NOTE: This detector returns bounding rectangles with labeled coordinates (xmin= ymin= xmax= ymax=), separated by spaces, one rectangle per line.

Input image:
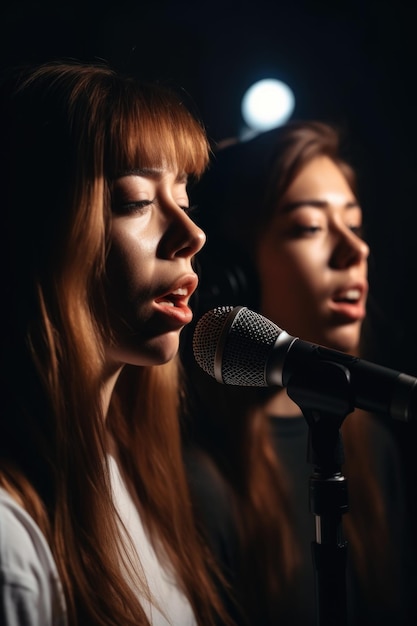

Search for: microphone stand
xmin=286 ymin=360 xmax=355 ymax=626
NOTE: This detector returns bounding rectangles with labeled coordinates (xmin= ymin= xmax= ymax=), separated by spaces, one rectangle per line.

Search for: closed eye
xmin=112 ymin=199 xmax=153 ymax=215
xmin=291 ymin=225 xmax=322 ymax=236
xmin=349 ymin=225 xmax=364 ymax=237
xmin=182 ymin=204 xmax=197 ymax=215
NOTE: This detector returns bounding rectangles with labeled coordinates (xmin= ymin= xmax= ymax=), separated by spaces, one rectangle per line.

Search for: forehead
xmin=112 ymin=168 xmax=188 ymax=190
xmin=284 ymin=156 xmax=355 ymax=200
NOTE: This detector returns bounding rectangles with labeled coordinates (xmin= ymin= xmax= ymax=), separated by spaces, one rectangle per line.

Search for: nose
xmin=159 ymin=206 xmax=206 ymax=259
xmin=329 ymin=225 xmax=370 ymax=269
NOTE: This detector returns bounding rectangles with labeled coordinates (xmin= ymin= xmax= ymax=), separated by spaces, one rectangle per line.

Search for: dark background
xmin=1 ymin=0 xmax=417 ymax=523
xmin=2 ymin=0 xmax=414 ymax=366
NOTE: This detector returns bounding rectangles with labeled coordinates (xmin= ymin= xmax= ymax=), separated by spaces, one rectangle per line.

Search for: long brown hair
xmin=182 ymin=121 xmax=399 ymax=622
xmin=0 ymin=61 xmax=232 ymax=626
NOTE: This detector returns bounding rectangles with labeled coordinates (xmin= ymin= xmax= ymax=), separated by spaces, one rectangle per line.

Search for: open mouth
xmin=333 ymin=288 xmax=361 ymax=304
xmin=155 ymin=287 xmax=188 ymax=307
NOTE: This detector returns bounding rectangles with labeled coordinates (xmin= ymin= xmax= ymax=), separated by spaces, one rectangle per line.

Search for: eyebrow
xmin=116 ymin=168 xmax=188 ymax=183
xmin=280 ymin=199 xmax=360 ymax=213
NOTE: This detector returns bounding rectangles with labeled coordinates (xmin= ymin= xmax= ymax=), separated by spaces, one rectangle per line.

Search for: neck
xmin=101 ymin=362 xmax=124 ymax=419
xmin=263 ymin=387 xmax=303 ymax=418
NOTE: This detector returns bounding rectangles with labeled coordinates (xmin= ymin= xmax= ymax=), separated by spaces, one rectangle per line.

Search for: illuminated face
xmin=104 ymin=168 xmax=206 ymax=367
xmin=255 ymin=155 xmax=369 ymax=354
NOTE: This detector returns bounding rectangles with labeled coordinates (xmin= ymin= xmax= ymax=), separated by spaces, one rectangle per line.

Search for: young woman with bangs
xmin=0 ymin=60 xmax=237 ymax=626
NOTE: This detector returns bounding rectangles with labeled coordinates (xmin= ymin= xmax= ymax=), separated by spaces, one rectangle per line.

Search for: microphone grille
xmin=193 ymin=306 xmax=280 ymax=386
xmin=192 ymin=306 xmax=234 ymax=379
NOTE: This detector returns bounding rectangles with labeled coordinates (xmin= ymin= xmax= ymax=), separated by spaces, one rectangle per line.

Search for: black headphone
xmin=191 ymin=242 xmax=260 ymax=319
xmin=182 ymin=243 xmax=259 ymax=368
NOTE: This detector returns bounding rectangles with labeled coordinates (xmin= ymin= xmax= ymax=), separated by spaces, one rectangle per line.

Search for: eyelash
xmin=112 ymin=201 xmax=195 ymax=215
xmin=185 ymin=204 xmax=197 ymax=215
xmin=294 ymin=224 xmax=364 ymax=237
xmin=110 ymin=199 xmax=151 ymax=215
xmin=125 ymin=199 xmax=152 ymax=211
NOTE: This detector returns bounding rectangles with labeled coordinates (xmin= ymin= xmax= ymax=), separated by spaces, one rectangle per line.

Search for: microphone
xmin=192 ymin=305 xmax=417 ymax=422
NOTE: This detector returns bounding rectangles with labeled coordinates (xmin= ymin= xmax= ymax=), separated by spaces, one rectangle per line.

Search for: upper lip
xmin=155 ymin=273 xmax=199 ymax=305
xmin=332 ymin=281 xmax=368 ymax=303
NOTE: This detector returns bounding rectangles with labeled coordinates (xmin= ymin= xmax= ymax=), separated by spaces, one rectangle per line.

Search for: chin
xmin=323 ymin=330 xmax=361 ymax=355
xmin=148 ymin=333 xmax=181 ymax=364
xmin=115 ymin=334 xmax=180 ymax=367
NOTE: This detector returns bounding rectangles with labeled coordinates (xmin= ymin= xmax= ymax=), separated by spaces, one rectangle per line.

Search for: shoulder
xmin=0 ymin=488 xmax=67 ymax=626
xmin=184 ymin=445 xmax=232 ymax=506
xmin=183 ymin=444 xmax=239 ymax=542
xmin=363 ymin=413 xmax=403 ymax=468
xmin=349 ymin=412 xmax=409 ymax=511
xmin=0 ymin=487 xmax=55 ymax=581
xmin=183 ymin=445 xmax=245 ymax=599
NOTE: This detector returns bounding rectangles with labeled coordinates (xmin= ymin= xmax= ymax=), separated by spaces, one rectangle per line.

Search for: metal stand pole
xmin=287 ymin=360 xmax=354 ymax=626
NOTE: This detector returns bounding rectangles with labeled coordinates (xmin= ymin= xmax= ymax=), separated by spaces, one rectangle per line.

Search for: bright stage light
xmin=241 ymin=79 xmax=295 ymax=131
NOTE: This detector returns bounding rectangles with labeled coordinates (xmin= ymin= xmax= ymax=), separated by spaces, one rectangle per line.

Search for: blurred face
xmin=255 ymin=155 xmax=369 ymax=354
xmin=104 ymin=167 xmax=206 ymax=367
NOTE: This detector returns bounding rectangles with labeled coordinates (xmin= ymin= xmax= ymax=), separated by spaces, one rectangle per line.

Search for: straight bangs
xmin=105 ymin=81 xmax=210 ymax=181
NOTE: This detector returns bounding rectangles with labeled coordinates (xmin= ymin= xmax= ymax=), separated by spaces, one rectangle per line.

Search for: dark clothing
xmin=185 ymin=446 xmax=250 ymax=626
xmin=185 ymin=414 xmax=417 ymax=626
xmin=270 ymin=414 xmax=416 ymax=626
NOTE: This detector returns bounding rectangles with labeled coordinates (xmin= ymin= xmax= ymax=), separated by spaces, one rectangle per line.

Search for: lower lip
xmin=329 ymin=301 xmax=366 ymax=321
xmin=154 ymin=301 xmax=193 ymax=326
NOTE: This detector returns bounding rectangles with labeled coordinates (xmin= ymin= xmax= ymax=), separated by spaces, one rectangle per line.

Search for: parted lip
xmin=332 ymin=280 xmax=368 ymax=303
xmin=154 ymin=273 xmax=199 ymax=306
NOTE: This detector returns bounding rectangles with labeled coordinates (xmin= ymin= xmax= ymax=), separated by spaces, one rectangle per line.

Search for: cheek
xmin=105 ymin=231 xmax=153 ymax=317
xmin=256 ymin=245 xmax=324 ymax=322
xmin=108 ymin=221 xmax=153 ymax=281
xmin=259 ymin=236 xmax=328 ymax=281
xmin=257 ymin=244 xmax=315 ymax=292
xmin=256 ymin=249 xmax=295 ymax=320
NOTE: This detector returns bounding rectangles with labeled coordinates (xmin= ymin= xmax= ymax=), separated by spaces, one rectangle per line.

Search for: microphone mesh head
xmin=193 ymin=306 xmax=280 ymax=386
xmin=192 ymin=306 xmax=232 ymax=379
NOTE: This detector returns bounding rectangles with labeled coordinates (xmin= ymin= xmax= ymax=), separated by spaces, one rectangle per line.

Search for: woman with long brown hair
xmin=0 ymin=60 xmax=236 ymax=626
xmin=181 ymin=121 xmax=416 ymax=625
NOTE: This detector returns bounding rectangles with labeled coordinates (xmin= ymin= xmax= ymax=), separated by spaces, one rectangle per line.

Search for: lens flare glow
xmin=241 ymin=79 xmax=295 ymax=131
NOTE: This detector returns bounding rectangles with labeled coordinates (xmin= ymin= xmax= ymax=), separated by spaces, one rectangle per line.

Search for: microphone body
xmin=192 ymin=306 xmax=417 ymax=422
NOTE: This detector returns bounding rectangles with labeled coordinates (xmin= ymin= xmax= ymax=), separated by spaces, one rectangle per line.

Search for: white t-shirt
xmin=0 ymin=461 xmax=197 ymax=626
xmin=108 ymin=454 xmax=197 ymax=626
xmin=0 ymin=488 xmax=67 ymax=626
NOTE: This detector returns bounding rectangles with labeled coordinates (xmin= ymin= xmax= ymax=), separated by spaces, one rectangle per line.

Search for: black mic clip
xmin=286 ymin=359 xmax=354 ymax=472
